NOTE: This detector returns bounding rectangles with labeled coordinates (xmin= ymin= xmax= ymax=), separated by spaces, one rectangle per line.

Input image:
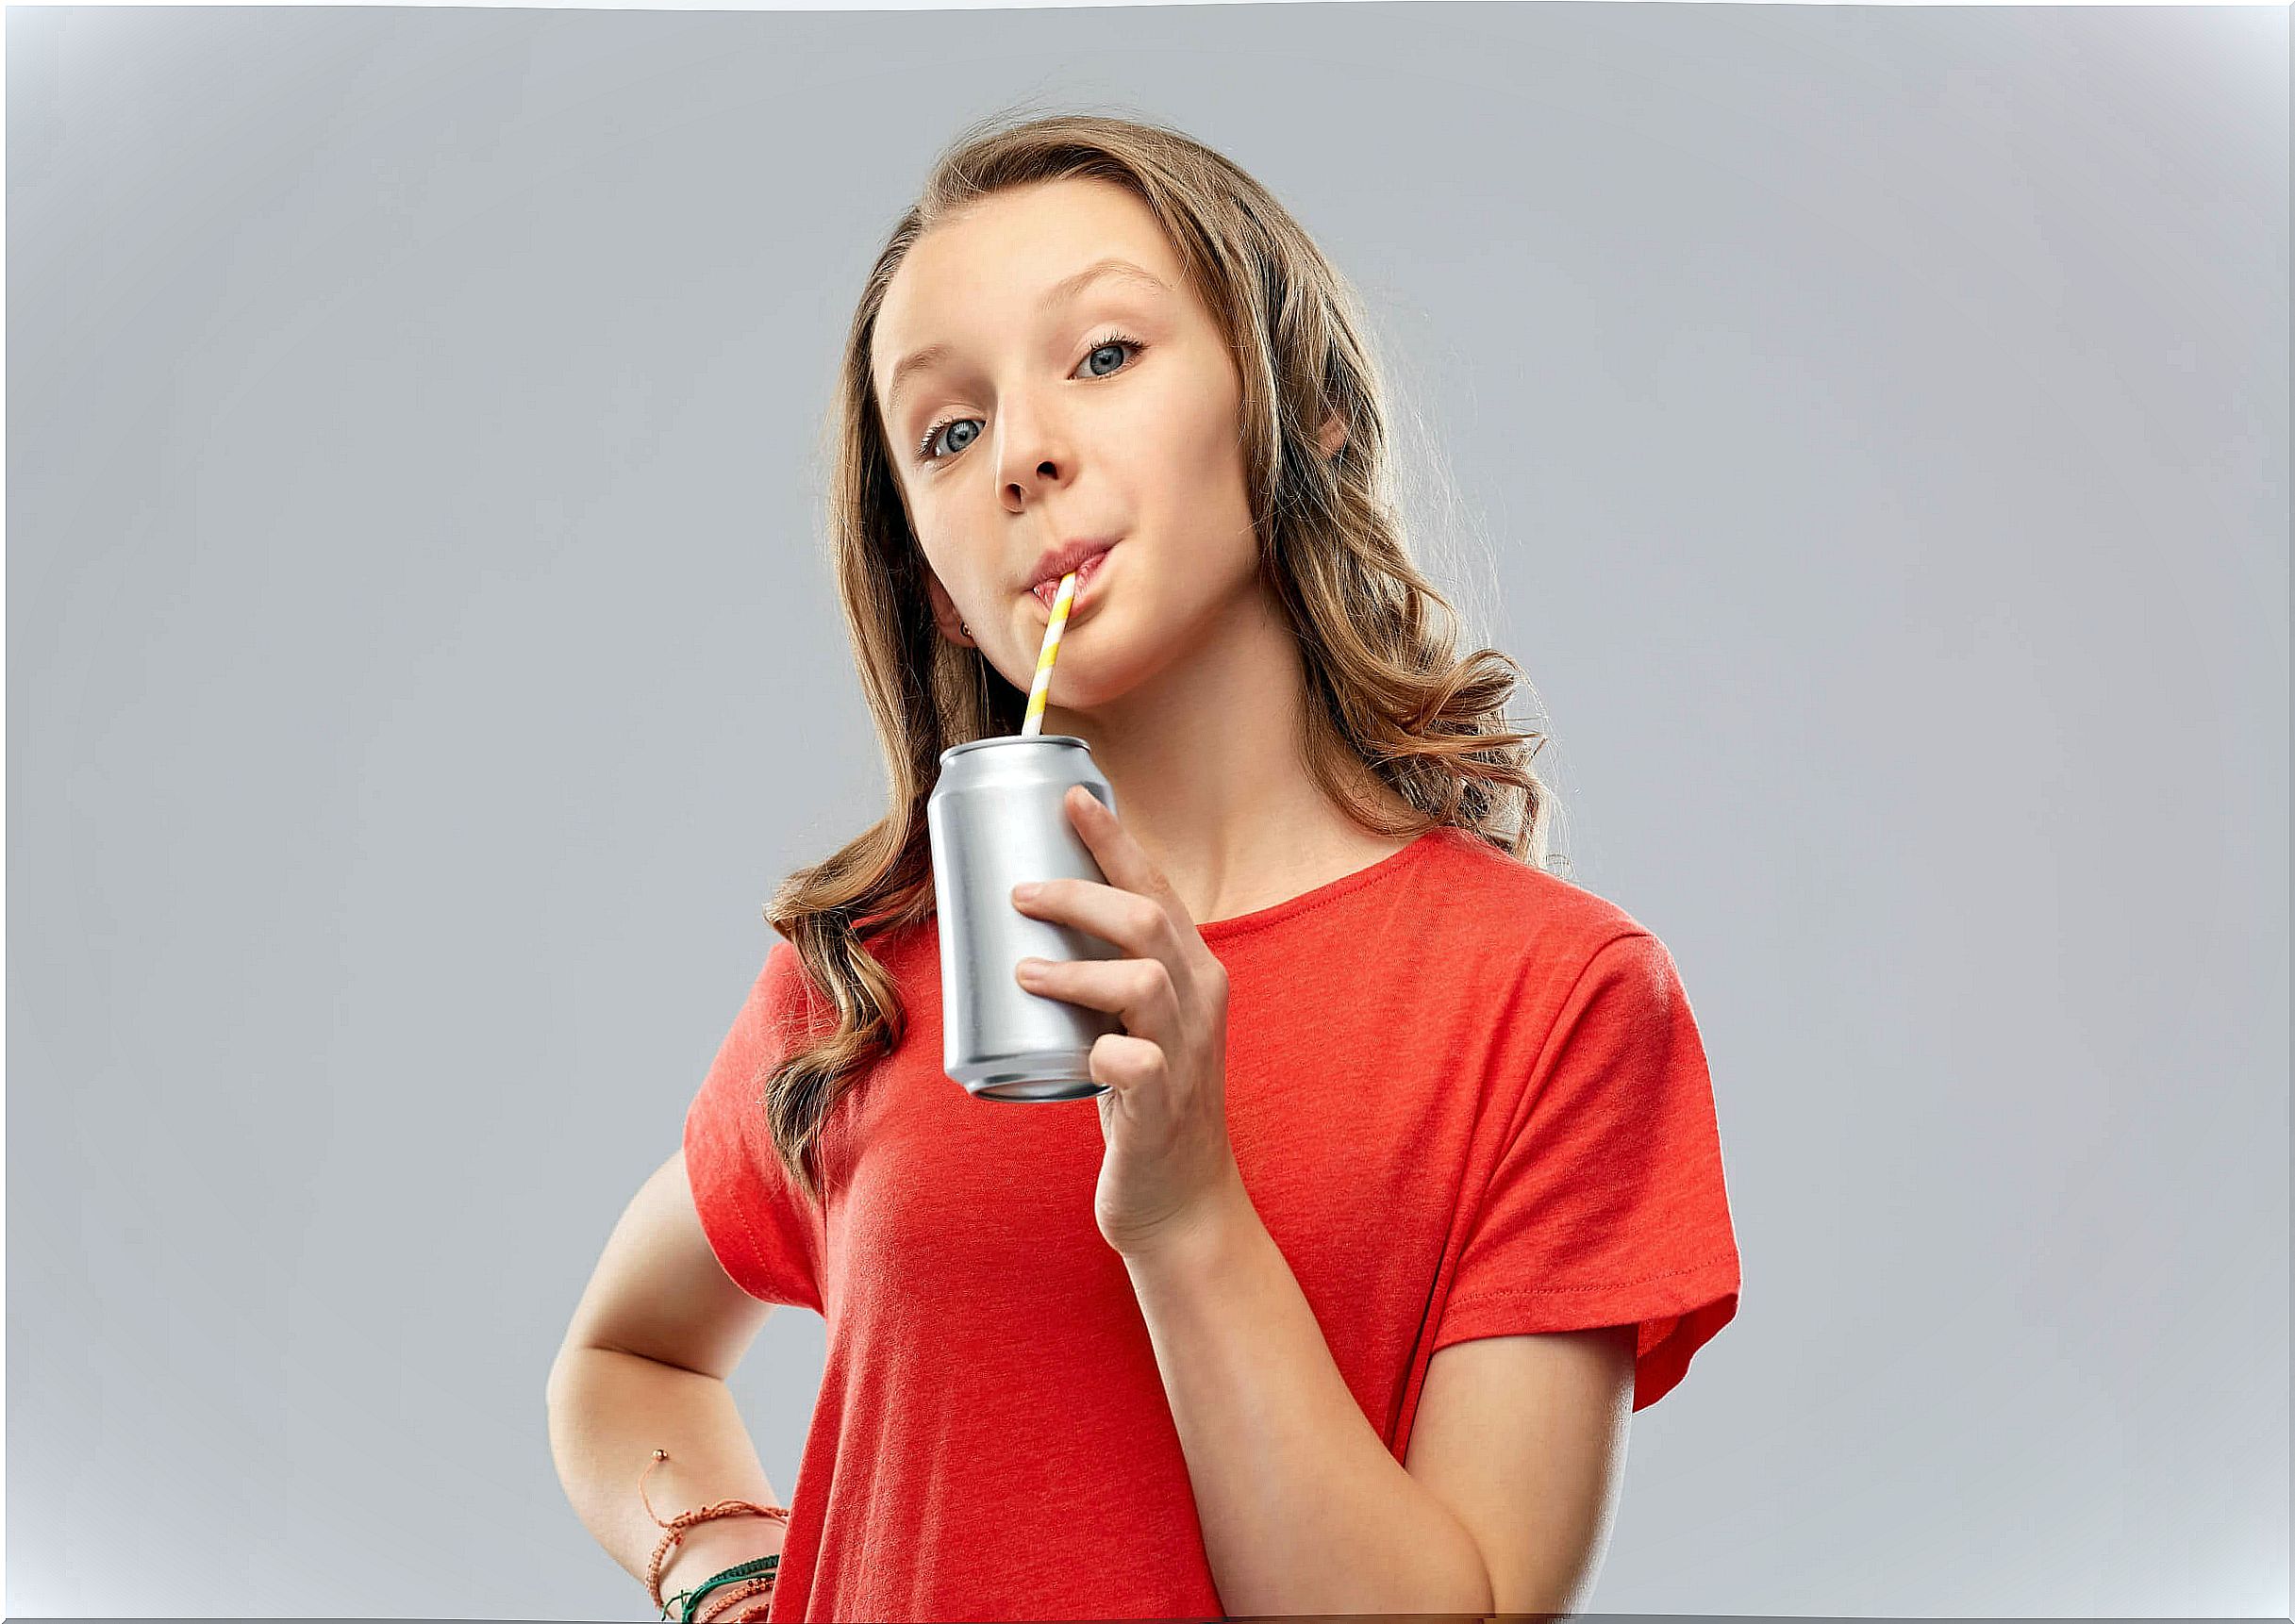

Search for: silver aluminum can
xmin=927 ymin=734 xmax=1124 ymax=1101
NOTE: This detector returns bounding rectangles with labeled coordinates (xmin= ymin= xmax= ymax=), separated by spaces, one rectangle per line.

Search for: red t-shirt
xmin=683 ymin=823 xmax=1741 ymax=1622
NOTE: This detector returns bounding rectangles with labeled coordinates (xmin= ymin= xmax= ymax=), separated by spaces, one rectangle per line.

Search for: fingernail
xmin=1012 ymin=882 xmax=1041 ymax=903
xmin=1016 ymin=957 xmax=1044 ymax=976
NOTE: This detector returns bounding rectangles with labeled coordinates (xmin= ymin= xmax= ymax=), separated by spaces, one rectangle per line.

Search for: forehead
xmin=872 ymin=179 xmax=1186 ymax=403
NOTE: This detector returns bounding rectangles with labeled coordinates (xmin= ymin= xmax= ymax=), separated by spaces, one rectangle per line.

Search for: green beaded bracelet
xmin=660 ymin=1552 xmax=780 ymax=1623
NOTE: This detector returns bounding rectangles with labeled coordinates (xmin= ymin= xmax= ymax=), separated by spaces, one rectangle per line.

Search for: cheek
xmin=1126 ymin=381 xmax=1246 ymax=495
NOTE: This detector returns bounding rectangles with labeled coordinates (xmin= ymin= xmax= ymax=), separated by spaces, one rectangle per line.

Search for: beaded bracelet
xmin=638 ymin=1450 xmax=790 ymax=1619
xmin=690 ymin=1567 xmax=778 ymax=1623
xmin=687 ymin=1566 xmax=776 ymax=1624
xmin=664 ymin=1554 xmax=779 ymax=1622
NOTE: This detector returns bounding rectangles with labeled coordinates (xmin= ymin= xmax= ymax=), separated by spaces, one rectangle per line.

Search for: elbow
xmin=1478 ymin=1533 xmax=1607 ymax=1617
xmin=1491 ymin=1558 xmax=1604 ymax=1618
xmin=544 ymin=1340 xmax=599 ymax=1406
xmin=1444 ymin=1525 xmax=1498 ymax=1616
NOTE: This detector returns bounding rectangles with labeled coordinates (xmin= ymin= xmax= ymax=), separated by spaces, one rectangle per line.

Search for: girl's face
xmin=870 ymin=177 xmax=1265 ymax=710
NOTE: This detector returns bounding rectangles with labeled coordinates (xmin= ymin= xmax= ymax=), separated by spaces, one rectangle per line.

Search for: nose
xmin=1003 ymin=456 xmax=1064 ymax=510
xmin=993 ymin=391 xmax=1073 ymax=505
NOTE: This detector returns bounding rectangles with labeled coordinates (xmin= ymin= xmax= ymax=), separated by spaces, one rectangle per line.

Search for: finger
xmin=1085 ymin=1031 xmax=1163 ymax=1096
xmin=1061 ymin=786 xmax=1194 ymax=926
xmin=1015 ymin=954 xmax=1180 ymax=1042
xmin=1013 ymin=876 xmax=1174 ymax=964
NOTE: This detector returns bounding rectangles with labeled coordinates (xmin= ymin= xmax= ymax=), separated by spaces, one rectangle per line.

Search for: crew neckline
xmin=1194 ymin=825 xmax=1456 ymax=944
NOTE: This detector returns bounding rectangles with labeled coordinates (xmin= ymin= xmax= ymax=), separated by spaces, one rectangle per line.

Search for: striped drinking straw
xmin=1019 ymin=571 xmax=1079 ymax=737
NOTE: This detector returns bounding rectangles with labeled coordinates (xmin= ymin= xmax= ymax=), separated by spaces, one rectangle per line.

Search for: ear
xmin=1318 ymin=409 xmax=1348 ymax=461
xmin=923 ymin=565 xmax=974 ymax=648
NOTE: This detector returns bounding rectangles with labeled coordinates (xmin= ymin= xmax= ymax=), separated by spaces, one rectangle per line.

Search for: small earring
xmin=961 ymin=621 xmax=971 ymax=638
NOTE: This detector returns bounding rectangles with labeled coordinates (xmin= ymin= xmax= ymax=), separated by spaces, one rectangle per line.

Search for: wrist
xmin=1116 ymin=1165 xmax=1256 ymax=1283
xmin=657 ymin=1516 xmax=787 ymax=1612
xmin=690 ymin=1566 xmax=778 ymax=1624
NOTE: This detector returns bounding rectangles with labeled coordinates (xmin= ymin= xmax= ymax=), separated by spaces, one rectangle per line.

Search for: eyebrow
xmin=883 ymin=257 xmax=1171 ymax=417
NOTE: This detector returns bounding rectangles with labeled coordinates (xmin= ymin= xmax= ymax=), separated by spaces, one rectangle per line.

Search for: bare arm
xmin=546 ymin=1149 xmax=794 ymax=1601
xmin=547 ymin=1346 xmax=791 ymax=1596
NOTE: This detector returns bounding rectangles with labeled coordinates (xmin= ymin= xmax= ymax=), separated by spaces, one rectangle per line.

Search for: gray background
xmin=6 ymin=3 xmax=2287 ymax=1616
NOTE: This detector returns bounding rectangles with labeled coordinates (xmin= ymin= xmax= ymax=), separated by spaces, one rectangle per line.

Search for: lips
xmin=1026 ymin=537 xmax=1120 ymax=594
xmin=1031 ymin=545 xmax=1116 ymax=613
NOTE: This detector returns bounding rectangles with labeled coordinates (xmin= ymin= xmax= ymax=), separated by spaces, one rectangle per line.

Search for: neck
xmin=1035 ymin=579 xmax=1409 ymax=927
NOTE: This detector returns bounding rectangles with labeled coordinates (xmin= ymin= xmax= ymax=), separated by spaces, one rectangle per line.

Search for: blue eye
xmin=913 ymin=331 xmax=1148 ymax=466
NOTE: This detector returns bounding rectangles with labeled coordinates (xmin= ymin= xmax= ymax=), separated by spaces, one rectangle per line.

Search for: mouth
xmin=1029 ymin=545 xmax=1118 ymax=616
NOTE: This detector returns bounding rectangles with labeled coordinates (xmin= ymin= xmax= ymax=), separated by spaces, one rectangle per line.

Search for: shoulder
xmin=765 ymin=915 xmax=943 ymax=1014
xmin=765 ymin=912 xmax=940 ymax=973
xmin=1416 ymin=826 xmax=1660 ymax=968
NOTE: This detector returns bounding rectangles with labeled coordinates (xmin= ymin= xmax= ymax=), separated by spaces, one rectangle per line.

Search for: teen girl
xmin=550 ymin=109 xmax=1741 ymax=1624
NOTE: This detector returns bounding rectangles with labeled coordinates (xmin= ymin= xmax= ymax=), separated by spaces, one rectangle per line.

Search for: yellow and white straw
xmin=1019 ymin=571 xmax=1078 ymax=737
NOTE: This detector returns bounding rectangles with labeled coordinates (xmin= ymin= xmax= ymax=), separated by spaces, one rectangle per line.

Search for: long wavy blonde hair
xmin=755 ymin=106 xmax=1568 ymax=1206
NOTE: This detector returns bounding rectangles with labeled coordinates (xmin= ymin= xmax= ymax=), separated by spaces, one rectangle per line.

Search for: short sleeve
xmin=682 ymin=939 xmax=827 ymax=1314
xmin=1433 ymin=931 xmax=1741 ymax=1412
